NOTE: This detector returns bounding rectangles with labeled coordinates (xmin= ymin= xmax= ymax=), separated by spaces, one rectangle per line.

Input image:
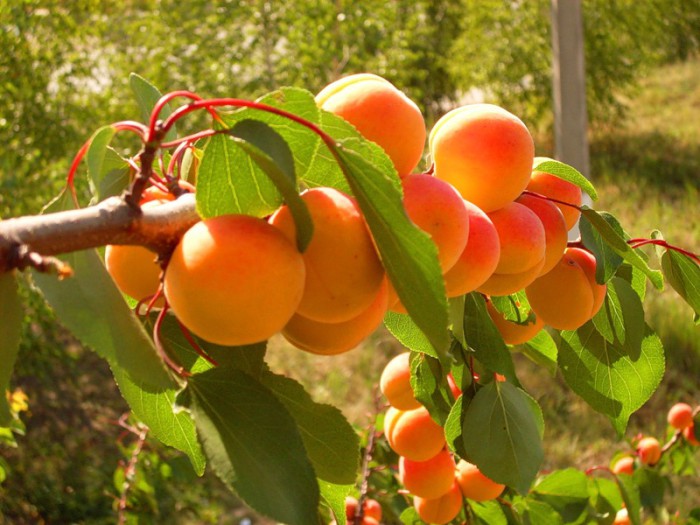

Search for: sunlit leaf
xmin=661 ymin=249 xmax=700 ymax=324
xmin=532 ymin=158 xmax=597 ymax=201
xmin=129 ymin=73 xmax=177 ymax=141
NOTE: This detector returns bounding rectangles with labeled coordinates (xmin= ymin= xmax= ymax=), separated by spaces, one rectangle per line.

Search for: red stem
xmin=521 ymin=190 xmax=582 ymax=210
xmin=147 ymin=91 xmax=222 ymax=142
xmin=153 ymin=304 xmax=191 ymax=378
xmin=628 ymin=238 xmax=700 ymax=264
xmin=160 ymin=128 xmax=224 ymax=149
xmin=177 ymin=320 xmax=220 ymax=368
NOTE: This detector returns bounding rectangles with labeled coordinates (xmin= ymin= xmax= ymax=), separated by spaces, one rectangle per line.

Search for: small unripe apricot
xmin=516 ymin=193 xmax=568 ymax=276
xmin=527 ymin=162 xmax=582 ymax=231
xmin=399 ymin=448 xmax=456 ymax=499
xmin=486 ymin=301 xmax=544 ymax=346
xmin=384 ymin=406 xmax=446 ymax=461
xmin=270 ymin=187 xmax=385 ymax=323
xmin=526 ymin=247 xmax=606 ymax=330
xmin=667 ymin=402 xmax=694 ymax=430
xmin=164 ymin=215 xmax=305 ymax=346
xmin=430 ymin=104 xmax=534 ymax=213
xmin=684 ymin=424 xmax=700 ymax=446
xmin=455 ymin=460 xmax=505 ymax=502
xmin=380 ymin=352 xmax=421 ymax=410
xmin=637 ymin=436 xmax=661 ymax=466
xmin=444 ymin=200 xmax=501 ymax=297
xmin=413 ymin=481 xmax=463 ymax=525
xmin=316 ymin=73 xmax=426 ymax=176
xmin=611 ymin=455 xmax=635 ymax=475
xmin=281 ymin=281 xmax=388 ymax=355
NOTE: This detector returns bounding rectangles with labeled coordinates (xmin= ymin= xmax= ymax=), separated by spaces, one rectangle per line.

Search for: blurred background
xmin=1 ymin=1 xmax=699 ymax=523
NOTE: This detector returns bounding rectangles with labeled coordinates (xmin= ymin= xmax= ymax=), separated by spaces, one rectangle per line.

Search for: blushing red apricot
xmin=525 ymin=248 xmax=606 ymax=330
xmin=527 ymin=161 xmax=583 ymax=231
xmin=444 ymin=200 xmax=501 ymax=297
xmin=316 ymin=73 xmax=426 ymax=176
xmin=455 ymin=460 xmax=505 ymax=502
xmin=345 ymin=496 xmax=382 ymax=523
xmin=401 ymin=174 xmax=470 ymax=272
xmin=667 ymin=402 xmax=694 ymax=430
xmin=413 ymin=481 xmax=463 ymax=525
xmin=430 ymin=104 xmax=534 ymax=212
xmin=486 ymin=301 xmax=544 ymax=345
xmin=611 ymin=455 xmax=635 ymax=475
xmin=164 ymin=215 xmax=305 ymax=346
xmin=270 ymin=187 xmax=385 ymax=323
xmin=683 ymin=424 xmax=700 ymax=446
xmin=399 ymin=449 xmax=456 ymax=499
xmin=637 ymin=436 xmax=661 ymax=466
xmin=380 ymin=352 xmax=421 ymax=410
xmin=384 ymin=406 xmax=446 ymax=461
xmin=516 ymin=193 xmax=568 ymax=276
xmin=281 ymin=282 xmax=388 ymax=355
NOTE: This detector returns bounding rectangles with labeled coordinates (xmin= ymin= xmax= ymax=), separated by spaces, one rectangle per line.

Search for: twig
xmin=116 ymin=418 xmax=149 ymax=525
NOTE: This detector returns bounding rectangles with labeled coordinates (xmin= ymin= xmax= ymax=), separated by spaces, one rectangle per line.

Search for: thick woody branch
xmin=0 ymin=193 xmax=199 ymax=274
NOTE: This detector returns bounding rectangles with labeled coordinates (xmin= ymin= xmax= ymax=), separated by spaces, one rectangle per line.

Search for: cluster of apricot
xmin=378 ymin=352 xmax=505 ymax=524
xmin=106 ymin=72 xmax=606 ymax=354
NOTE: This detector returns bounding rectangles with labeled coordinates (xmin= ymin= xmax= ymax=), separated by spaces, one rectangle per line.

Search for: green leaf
xmin=409 ymin=352 xmax=452 ymax=425
xmin=186 ymin=367 xmax=320 ymax=525
xmin=0 ymin=273 xmax=22 ymax=426
xmin=580 ymin=211 xmax=624 ymax=284
xmin=471 ymin=500 xmax=508 ymax=525
xmin=532 ymin=158 xmax=597 ymax=201
xmin=462 ymin=294 xmax=519 ymax=386
xmin=633 ymin=467 xmax=666 ymax=509
xmin=522 ymin=330 xmax=558 ymax=376
xmin=332 ymin=145 xmax=449 ymax=358
xmin=86 ymin=126 xmax=130 ymax=201
xmin=514 ymin=499 xmax=563 ymax=525
xmin=615 ymin=263 xmax=646 ymax=302
xmin=462 ymin=381 xmax=544 ymax=494
xmin=531 ymin=469 xmax=589 ymax=523
xmin=319 ymin=481 xmax=352 ymax=525
xmin=661 ymin=249 xmax=700 ymax=323
xmin=615 ymin=474 xmax=641 ymax=525
xmin=490 ymin=292 xmax=533 ymax=324
xmin=558 ymin=322 xmax=665 ymax=435
xmin=580 ymin=208 xmax=663 ymax=289
xmin=399 ymin=507 xmax=423 ymax=525
xmin=383 ymin=312 xmax=437 ymax=359
xmin=261 ymin=372 xmax=360 ymax=484
xmin=589 ymin=477 xmax=622 ymax=523
xmin=444 ymin=394 xmax=468 ymax=458
xmin=129 ymin=73 xmax=177 ymax=142
xmin=593 ymin=277 xmax=645 ymax=353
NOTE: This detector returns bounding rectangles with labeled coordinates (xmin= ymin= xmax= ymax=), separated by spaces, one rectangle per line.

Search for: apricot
xmin=270 ymin=187 xmax=385 ymax=323
xmin=413 ymin=481 xmax=463 ymax=525
xmin=516 ymin=193 xmax=568 ymax=276
xmin=613 ymin=508 xmax=631 ymax=525
xmin=527 ymin=162 xmax=582 ymax=231
xmin=345 ymin=496 xmax=382 ymax=523
xmin=384 ymin=406 xmax=446 ymax=461
xmin=525 ymin=247 xmax=606 ymax=330
xmin=399 ymin=448 xmax=456 ymax=499
xmin=380 ymin=352 xmax=421 ymax=410
xmin=316 ymin=73 xmax=426 ymax=176
xmin=637 ymin=436 xmax=661 ymax=466
xmin=164 ymin=215 xmax=305 ymax=346
xmin=486 ymin=301 xmax=544 ymax=346
xmin=611 ymin=455 xmax=635 ymax=475
xmin=455 ymin=460 xmax=505 ymax=502
xmin=105 ymin=243 xmax=162 ymax=305
xmin=683 ymin=424 xmax=700 ymax=446
xmin=429 ymin=103 xmax=534 ymax=213
xmin=447 ymin=373 xmax=462 ymax=399
xmin=281 ymin=281 xmax=388 ymax=355
xmin=476 ymin=202 xmax=546 ymax=296
xmin=444 ymin=200 xmax=501 ymax=297
xmin=667 ymin=402 xmax=694 ymax=430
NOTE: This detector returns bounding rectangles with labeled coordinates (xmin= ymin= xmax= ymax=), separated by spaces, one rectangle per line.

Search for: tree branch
xmin=0 ymin=193 xmax=199 ymax=274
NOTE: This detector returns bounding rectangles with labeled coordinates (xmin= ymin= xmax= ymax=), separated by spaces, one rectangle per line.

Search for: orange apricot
xmin=683 ymin=424 xmax=700 ymax=446
xmin=444 ymin=200 xmax=501 ymax=297
xmin=486 ymin=301 xmax=544 ymax=345
xmin=270 ymin=187 xmax=385 ymax=323
xmin=667 ymin=402 xmax=694 ymax=430
xmin=637 ymin=436 xmax=661 ymax=466
xmin=105 ymin=243 xmax=163 ymax=305
xmin=281 ymin=281 xmax=388 ymax=355
xmin=527 ymin=162 xmax=583 ymax=231
xmin=455 ymin=460 xmax=505 ymax=502
xmin=345 ymin=496 xmax=382 ymax=523
xmin=384 ymin=406 xmax=446 ymax=461
xmin=611 ymin=455 xmax=636 ymax=475
xmin=164 ymin=215 xmax=305 ymax=346
xmin=613 ymin=508 xmax=631 ymax=525
xmin=316 ymin=73 xmax=426 ymax=176
xmin=413 ymin=481 xmax=463 ymax=525
xmin=380 ymin=352 xmax=421 ymax=410
xmin=516 ymin=193 xmax=568 ymax=276
xmin=525 ymin=247 xmax=606 ymax=330
xmin=430 ymin=104 xmax=534 ymax=213
xmin=476 ymin=261 xmax=544 ymax=297
xmin=399 ymin=448 xmax=457 ymax=499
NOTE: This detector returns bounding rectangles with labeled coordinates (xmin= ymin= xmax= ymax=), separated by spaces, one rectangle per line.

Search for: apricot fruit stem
xmin=521 ymin=189 xmax=583 ymax=210
xmin=153 ymin=303 xmax=191 ymax=379
xmin=628 ymin=238 xmax=700 ymax=264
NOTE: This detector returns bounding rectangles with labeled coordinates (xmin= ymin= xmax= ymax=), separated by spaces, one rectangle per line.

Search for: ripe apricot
xmin=516 ymin=193 xmax=568 ymax=276
xmin=444 ymin=200 xmax=501 ymax=297
xmin=486 ymin=301 xmax=544 ymax=346
xmin=527 ymin=162 xmax=582 ymax=231
xmin=316 ymin=73 xmax=426 ymax=176
xmin=164 ymin=215 xmax=305 ymax=346
xmin=270 ymin=187 xmax=385 ymax=323
xmin=345 ymin=496 xmax=382 ymax=523
xmin=637 ymin=436 xmax=661 ymax=466
xmin=667 ymin=402 xmax=694 ymax=430
xmin=281 ymin=281 xmax=388 ymax=355
xmin=430 ymin=104 xmax=534 ymax=213
xmin=613 ymin=508 xmax=631 ymax=525
xmin=526 ymin=247 xmax=606 ymax=330
xmin=399 ymin=448 xmax=456 ymax=499
xmin=455 ymin=460 xmax=505 ymax=502
xmin=105 ymin=243 xmax=162 ymax=305
xmin=413 ymin=481 xmax=463 ymax=525
xmin=380 ymin=352 xmax=421 ymax=410
xmin=683 ymin=424 xmax=700 ymax=446
xmin=384 ymin=406 xmax=446 ymax=461
xmin=611 ymin=455 xmax=635 ymax=475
